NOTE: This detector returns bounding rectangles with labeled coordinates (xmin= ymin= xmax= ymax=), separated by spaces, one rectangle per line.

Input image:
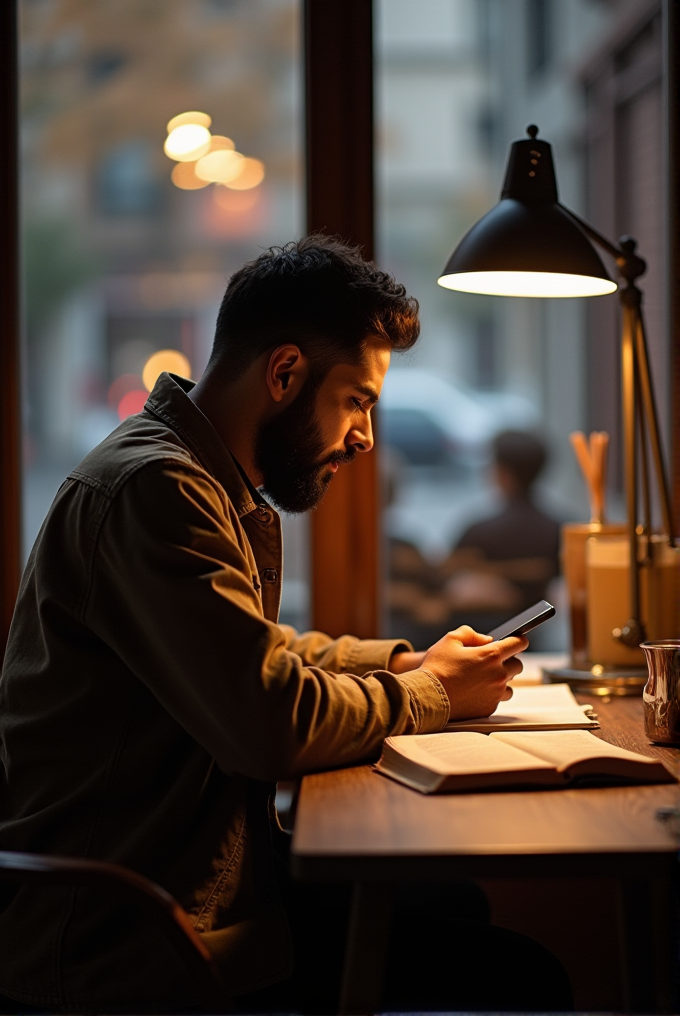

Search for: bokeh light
xmin=142 ymin=349 xmax=191 ymax=391
xmin=207 ymin=135 xmax=235 ymax=152
xmin=118 ymin=390 xmax=148 ymax=421
xmin=166 ymin=111 xmax=212 ymax=133
xmin=164 ymin=124 xmax=212 ymax=162
xmin=163 ymin=114 xmax=264 ymax=195
xmin=171 ymin=161 xmax=211 ymax=190
xmin=108 ymin=373 xmax=143 ymax=409
xmin=195 ymin=149 xmax=244 ymax=183
xmin=213 ymin=186 xmax=260 ymax=213
xmin=225 ymin=156 xmax=265 ymax=190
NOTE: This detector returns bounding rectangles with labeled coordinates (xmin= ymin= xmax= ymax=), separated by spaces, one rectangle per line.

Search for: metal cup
xmin=641 ymin=640 xmax=680 ymax=744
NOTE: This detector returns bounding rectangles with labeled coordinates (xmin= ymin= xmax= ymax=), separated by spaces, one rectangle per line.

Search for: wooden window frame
xmin=304 ymin=0 xmax=381 ymax=638
xmin=1 ymin=0 xmax=20 ymax=659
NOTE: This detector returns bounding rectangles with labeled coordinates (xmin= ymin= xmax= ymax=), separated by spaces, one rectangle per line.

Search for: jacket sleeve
xmin=86 ymin=462 xmax=450 ymax=781
xmin=277 ymin=625 xmax=414 ymax=676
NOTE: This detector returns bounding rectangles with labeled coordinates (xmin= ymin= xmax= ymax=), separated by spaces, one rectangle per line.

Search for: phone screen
xmin=486 ymin=599 xmax=556 ymax=641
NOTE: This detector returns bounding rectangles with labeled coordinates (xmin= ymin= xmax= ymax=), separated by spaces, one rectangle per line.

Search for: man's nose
xmin=348 ymin=414 xmax=374 ymax=454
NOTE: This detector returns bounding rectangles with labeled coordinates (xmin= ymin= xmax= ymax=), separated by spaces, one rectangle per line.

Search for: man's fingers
xmin=503 ymin=654 xmax=524 ymax=680
xmin=494 ymin=635 xmax=529 ymax=659
xmin=448 ymin=625 xmax=493 ymax=648
xmin=499 ymin=683 xmax=514 ymax=701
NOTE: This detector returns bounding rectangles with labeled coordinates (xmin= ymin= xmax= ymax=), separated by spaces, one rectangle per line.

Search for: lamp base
xmin=543 ymin=663 xmax=647 ymax=697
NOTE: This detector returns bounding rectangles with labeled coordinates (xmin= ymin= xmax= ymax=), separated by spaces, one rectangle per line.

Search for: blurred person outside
xmin=444 ymin=430 xmax=561 ymax=640
xmin=0 ymin=239 xmax=570 ymax=1014
xmin=383 ymin=447 xmax=452 ymax=649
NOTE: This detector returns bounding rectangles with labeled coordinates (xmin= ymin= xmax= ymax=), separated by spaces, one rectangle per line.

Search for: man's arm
xmin=388 ymin=649 xmax=426 ymax=673
xmin=278 ymin=625 xmax=415 ymax=677
xmin=279 ymin=629 xmax=525 ymax=718
xmin=87 ymin=462 xmax=523 ymax=781
xmin=87 ymin=462 xmax=450 ymax=782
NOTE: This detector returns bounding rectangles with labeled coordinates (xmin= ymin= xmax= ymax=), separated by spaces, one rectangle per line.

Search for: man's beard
xmin=256 ymin=379 xmax=355 ymax=513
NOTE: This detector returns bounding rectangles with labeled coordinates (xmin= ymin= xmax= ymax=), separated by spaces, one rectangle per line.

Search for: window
xmin=97 ymin=141 xmax=162 ymax=216
xmin=526 ymin=0 xmax=552 ymax=77
xmin=20 ymin=0 xmax=308 ymax=628
xmin=376 ymin=0 xmax=662 ymax=650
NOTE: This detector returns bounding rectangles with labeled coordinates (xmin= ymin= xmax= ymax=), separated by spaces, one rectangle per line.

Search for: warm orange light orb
xmin=166 ymin=111 xmax=212 ymax=133
xmin=142 ymin=350 xmax=191 ymax=391
xmin=171 ymin=162 xmax=211 ymax=190
xmin=225 ymin=157 xmax=265 ymax=190
xmin=164 ymin=124 xmax=212 ymax=162
xmin=195 ymin=149 xmax=244 ymax=184
xmin=207 ymin=135 xmax=235 ymax=152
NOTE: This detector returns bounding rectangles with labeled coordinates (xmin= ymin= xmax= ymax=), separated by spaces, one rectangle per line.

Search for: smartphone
xmin=486 ymin=599 xmax=556 ymax=641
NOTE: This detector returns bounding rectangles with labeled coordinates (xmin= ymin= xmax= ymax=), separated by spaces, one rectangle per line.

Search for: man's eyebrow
xmin=354 ymin=384 xmax=380 ymax=404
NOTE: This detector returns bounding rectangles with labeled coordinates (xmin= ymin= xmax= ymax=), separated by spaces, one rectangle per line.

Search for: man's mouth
xmin=310 ymin=451 xmax=356 ymax=487
xmin=320 ymin=450 xmax=355 ymax=473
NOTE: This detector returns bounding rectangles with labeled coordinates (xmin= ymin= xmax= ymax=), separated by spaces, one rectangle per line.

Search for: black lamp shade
xmin=438 ymin=129 xmax=616 ymax=298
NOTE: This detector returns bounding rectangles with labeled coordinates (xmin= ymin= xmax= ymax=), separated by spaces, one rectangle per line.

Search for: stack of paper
xmin=445 ymin=683 xmax=598 ymax=733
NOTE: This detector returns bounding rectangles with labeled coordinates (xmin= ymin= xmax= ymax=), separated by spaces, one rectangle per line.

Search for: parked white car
xmin=379 ymin=368 xmax=539 ymax=467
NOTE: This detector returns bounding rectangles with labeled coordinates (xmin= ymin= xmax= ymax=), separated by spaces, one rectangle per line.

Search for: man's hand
xmin=420 ymin=625 xmax=528 ymax=720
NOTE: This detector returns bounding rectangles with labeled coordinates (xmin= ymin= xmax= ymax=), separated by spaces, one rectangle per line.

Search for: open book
xmin=376 ymin=729 xmax=676 ymax=794
xmin=445 ymin=683 xmax=599 ymax=733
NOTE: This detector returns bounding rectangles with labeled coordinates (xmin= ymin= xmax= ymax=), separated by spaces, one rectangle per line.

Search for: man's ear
xmin=266 ymin=344 xmax=309 ymax=404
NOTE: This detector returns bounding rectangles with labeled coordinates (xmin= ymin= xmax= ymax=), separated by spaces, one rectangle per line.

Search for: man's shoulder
xmin=68 ymin=410 xmax=206 ymax=500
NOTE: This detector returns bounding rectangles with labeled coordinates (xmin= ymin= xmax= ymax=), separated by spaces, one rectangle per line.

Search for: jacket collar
xmin=144 ymin=372 xmax=267 ymax=519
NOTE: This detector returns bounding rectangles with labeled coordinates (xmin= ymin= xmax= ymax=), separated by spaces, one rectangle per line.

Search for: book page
xmin=490 ymin=729 xmax=659 ymax=770
xmin=511 ymin=652 xmax=569 ymax=686
xmin=446 ymin=683 xmax=598 ymax=732
xmin=496 ymin=683 xmax=583 ymax=712
xmin=384 ymin=732 xmax=555 ymax=776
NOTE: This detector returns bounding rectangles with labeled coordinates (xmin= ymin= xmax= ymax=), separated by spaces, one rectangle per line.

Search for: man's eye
xmin=351 ymin=397 xmax=364 ymax=410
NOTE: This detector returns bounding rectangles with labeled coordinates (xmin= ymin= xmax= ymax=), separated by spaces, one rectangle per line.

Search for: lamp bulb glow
xmin=437 ymin=271 xmax=618 ymax=298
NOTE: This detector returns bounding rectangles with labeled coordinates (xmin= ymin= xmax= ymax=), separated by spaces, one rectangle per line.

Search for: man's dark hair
xmin=493 ymin=430 xmax=547 ymax=494
xmin=209 ymin=234 xmax=420 ymax=380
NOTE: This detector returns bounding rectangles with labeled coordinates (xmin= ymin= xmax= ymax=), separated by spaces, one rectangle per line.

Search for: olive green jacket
xmin=0 ymin=372 xmax=449 ymax=1011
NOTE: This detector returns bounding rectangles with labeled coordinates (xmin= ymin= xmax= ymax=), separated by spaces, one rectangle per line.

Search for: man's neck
xmin=188 ymin=368 xmax=264 ymax=487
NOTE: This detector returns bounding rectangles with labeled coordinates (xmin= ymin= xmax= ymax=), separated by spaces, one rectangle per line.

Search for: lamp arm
xmin=558 ymin=203 xmax=648 ymax=288
xmin=557 ymin=203 xmax=623 ymax=261
xmin=560 ymin=202 xmax=677 ymax=638
xmin=558 ymin=205 xmax=674 ymax=540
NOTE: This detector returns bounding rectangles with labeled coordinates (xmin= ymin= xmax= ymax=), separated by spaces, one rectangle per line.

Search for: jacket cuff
xmin=343 ymin=637 xmax=413 ymax=675
xmin=396 ymin=668 xmax=450 ymax=733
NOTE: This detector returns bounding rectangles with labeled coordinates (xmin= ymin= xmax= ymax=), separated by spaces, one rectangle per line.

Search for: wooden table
xmin=291 ymin=694 xmax=680 ymax=1014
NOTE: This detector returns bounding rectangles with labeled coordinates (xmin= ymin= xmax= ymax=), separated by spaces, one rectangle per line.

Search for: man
xmin=0 ymin=237 xmax=567 ymax=1013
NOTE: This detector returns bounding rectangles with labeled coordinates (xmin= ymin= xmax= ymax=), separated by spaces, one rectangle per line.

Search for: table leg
xmin=617 ymin=864 xmax=677 ymax=1013
xmin=339 ymin=881 xmax=394 ymax=1015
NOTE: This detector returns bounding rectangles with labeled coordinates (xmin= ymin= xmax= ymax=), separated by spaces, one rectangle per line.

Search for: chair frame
xmin=0 ymin=850 xmax=226 ymax=1009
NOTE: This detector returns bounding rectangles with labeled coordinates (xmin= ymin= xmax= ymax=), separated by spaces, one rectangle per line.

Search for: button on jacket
xmin=0 ymin=373 xmax=450 ymax=1011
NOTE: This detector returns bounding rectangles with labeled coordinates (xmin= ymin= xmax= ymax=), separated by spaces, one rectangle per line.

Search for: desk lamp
xmin=438 ymin=126 xmax=676 ymax=689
